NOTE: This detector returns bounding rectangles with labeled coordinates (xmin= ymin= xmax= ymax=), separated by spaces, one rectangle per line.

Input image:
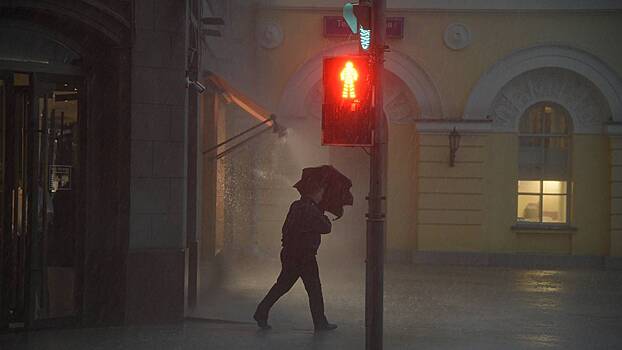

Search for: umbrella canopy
xmin=293 ymin=165 xmax=354 ymax=219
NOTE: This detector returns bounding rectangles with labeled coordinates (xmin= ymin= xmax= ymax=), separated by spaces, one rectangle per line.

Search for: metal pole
xmin=202 ymin=117 xmax=273 ymax=155
xmin=366 ymin=0 xmax=386 ymax=349
xmin=212 ymin=126 xmax=273 ymax=160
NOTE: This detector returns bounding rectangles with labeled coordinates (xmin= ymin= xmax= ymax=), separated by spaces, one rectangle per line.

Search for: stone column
xmin=609 ymin=136 xmax=622 ymax=261
xmin=126 ymin=0 xmax=188 ymax=323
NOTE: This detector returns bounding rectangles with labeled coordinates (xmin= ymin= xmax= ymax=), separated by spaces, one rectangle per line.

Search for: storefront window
xmin=517 ymin=103 xmax=571 ymax=224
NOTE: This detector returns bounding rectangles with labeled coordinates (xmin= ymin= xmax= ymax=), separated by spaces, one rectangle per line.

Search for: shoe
xmin=314 ymin=323 xmax=338 ymax=332
xmin=253 ymin=312 xmax=272 ymax=330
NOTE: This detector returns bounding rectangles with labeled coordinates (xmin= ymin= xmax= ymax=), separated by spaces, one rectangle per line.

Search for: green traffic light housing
xmin=343 ymin=2 xmax=372 ymax=32
xmin=343 ymin=3 xmax=358 ymax=34
xmin=343 ymin=2 xmax=372 ymax=51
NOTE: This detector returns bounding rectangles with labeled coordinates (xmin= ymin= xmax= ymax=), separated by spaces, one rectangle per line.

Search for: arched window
xmin=0 ymin=25 xmax=80 ymax=67
xmin=517 ymin=102 xmax=572 ymax=224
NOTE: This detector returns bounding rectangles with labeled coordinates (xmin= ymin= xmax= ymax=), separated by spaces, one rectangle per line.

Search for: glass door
xmin=0 ymin=73 xmax=5 ymax=330
xmin=30 ymin=73 xmax=82 ymax=327
xmin=0 ymin=71 xmax=83 ymax=330
xmin=0 ymin=72 xmax=31 ymax=329
xmin=0 ymin=72 xmax=10 ymax=329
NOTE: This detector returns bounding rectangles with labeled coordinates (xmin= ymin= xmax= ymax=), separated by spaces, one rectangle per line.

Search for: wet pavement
xmin=2 ymin=260 xmax=622 ymax=349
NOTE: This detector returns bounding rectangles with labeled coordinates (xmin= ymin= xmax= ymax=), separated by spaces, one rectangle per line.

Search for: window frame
xmin=516 ymin=102 xmax=573 ymax=227
xmin=517 ymin=180 xmax=569 ymax=224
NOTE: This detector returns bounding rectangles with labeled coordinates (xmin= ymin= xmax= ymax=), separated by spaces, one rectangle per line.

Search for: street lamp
xmin=449 ymin=127 xmax=460 ymax=167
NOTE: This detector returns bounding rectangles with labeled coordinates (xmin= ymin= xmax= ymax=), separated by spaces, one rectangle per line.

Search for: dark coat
xmin=281 ymin=197 xmax=332 ymax=257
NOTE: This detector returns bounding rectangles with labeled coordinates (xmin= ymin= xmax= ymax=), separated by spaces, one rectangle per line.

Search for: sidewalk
xmin=192 ymin=260 xmax=622 ymax=349
xmin=1 ymin=263 xmax=621 ymax=349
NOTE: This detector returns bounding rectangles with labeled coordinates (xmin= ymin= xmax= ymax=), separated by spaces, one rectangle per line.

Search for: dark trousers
xmin=255 ymin=249 xmax=328 ymax=327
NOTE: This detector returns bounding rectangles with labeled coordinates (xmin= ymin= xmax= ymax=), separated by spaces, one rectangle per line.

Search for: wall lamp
xmin=449 ymin=127 xmax=460 ymax=167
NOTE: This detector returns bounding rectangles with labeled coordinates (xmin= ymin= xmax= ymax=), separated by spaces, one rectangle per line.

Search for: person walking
xmin=253 ymin=183 xmax=338 ymax=331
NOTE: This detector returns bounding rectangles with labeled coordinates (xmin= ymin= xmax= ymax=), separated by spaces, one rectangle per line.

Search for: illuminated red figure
xmin=340 ymin=61 xmax=358 ymax=99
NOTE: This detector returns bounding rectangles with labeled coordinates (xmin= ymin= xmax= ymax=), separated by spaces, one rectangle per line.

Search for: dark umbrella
xmin=293 ymin=165 xmax=354 ymax=219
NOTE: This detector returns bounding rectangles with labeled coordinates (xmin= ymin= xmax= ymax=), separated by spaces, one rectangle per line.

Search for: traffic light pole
xmin=366 ymin=0 xmax=386 ymax=349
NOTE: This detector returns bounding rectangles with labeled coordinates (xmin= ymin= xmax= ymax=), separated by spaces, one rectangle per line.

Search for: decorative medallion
xmin=443 ymin=23 xmax=471 ymax=50
xmin=257 ymin=22 xmax=284 ymax=49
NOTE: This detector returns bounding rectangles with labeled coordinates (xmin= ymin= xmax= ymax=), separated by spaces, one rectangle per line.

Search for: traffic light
xmin=322 ymin=56 xmax=373 ymax=146
xmin=343 ymin=1 xmax=372 ymax=51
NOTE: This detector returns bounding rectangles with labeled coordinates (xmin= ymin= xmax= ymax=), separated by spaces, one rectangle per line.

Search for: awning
xmin=204 ymin=71 xmax=274 ymax=126
xmin=202 ymin=71 xmax=286 ymax=160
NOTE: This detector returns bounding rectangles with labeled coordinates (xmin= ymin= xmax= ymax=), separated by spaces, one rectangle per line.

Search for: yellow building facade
xmin=203 ymin=1 xmax=622 ymax=266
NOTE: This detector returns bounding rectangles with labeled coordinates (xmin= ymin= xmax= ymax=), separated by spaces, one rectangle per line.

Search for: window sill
xmin=511 ymin=223 xmax=577 ymax=234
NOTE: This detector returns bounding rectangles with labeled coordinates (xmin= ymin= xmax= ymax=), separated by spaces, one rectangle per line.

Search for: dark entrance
xmin=0 ymin=70 xmax=84 ymax=330
xmin=0 ymin=1 xmax=133 ymax=328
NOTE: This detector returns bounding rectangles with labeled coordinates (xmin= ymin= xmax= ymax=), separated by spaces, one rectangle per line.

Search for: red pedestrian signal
xmin=322 ymin=56 xmax=373 ymax=146
xmin=340 ymin=61 xmax=358 ymax=99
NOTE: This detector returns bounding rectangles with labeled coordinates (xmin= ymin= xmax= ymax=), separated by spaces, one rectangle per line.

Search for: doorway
xmin=0 ymin=71 xmax=83 ymax=330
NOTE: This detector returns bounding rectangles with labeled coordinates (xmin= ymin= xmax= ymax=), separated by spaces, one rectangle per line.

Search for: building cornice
xmin=414 ymin=119 xmax=621 ymax=135
xmin=261 ymin=0 xmax=622 ymax=12
xmin=606 ymin=122 xmax=622 ymax=136
xmin=413 ymin=118 xmax=492 ymax=134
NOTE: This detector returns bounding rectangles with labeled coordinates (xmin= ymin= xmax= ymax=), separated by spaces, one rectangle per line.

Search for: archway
xmin=464 ymin=44 xmax=618 ymax=257
xmin=464 ymin=44 xmax=622 ymax=132
xmin=0 ymin=2 xmax=131 ymax=328
xmin=278 ymin=42 xmax=443 ymax=123
xmin=250 ymin=43 xmax=437 ymax=263
xmin=487 ymin=67 xmax=611 ymax=134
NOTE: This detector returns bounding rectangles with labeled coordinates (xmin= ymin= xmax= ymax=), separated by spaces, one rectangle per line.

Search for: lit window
xmin=517 ymin=180 xmax=567 ymax=223
xmin=517 ymin=103 xmax=571 ymax=225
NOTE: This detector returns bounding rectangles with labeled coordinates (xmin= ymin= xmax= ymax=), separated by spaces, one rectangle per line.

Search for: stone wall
xmin=127 ymin=0 xmax=188 ymax=323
